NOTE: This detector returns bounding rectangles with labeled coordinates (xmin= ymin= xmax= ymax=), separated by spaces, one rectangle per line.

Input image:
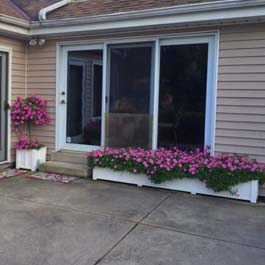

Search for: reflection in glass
xmin=105 ymin=44 xmax=154 ymax=149
xmin=67 ymin=50 xmax=103 ymax=146
xmin=158 ymin=44 xmax=208 ymax=150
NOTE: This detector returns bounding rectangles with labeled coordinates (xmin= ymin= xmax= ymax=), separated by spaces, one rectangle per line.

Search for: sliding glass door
xmin=58 ymin=34 xmax=217 ymax=152
xmin=105 ymin=43 xmax=154 ymax=149
xmin=158 ymin=43 xmax=208 ymax=150
xmin=0 ymin=52 xmax=8 ymax=161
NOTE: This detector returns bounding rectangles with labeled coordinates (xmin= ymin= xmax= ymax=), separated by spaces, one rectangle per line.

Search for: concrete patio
xmin=0 ymin=175 xmax=265 ymax=265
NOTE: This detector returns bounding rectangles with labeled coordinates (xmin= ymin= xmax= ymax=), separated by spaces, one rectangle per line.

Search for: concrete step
xmin=259 ymin=184 xmax=265 ymax=198
xmin=51 ymin=151 xmax=88 ymax=165
xmin=40 ymin=161 xmax=91 ymax=178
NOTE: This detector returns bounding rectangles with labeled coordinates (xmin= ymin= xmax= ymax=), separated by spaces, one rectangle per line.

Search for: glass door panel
xmin=66 ymin=50 xmax=103 ymax=147
xmin=105 ymin=43 xmax=154 ymax=149
xmin=158 ymin=43 xmax=208 ymax=150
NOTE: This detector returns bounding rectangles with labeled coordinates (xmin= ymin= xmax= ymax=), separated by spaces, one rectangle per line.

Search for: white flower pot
xmin=16 ymin=147 xmax=47 ymax=171
xmin=93 ymin=167 xmax=258 ymax=203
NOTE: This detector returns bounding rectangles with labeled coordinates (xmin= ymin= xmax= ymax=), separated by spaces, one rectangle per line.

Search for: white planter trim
xmin=93 ymin=167 xmax=258 ymax=203
xmin=16 ymin=147 xmax=47 ymax=171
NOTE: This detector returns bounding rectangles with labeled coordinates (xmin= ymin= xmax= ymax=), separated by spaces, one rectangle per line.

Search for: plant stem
xmin=28 ymin=121 xmax=31 ymax=141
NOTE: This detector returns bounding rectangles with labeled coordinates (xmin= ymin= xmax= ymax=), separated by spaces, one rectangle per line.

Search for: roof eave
xmin=0 ymin=14 xmax=30 ymax=37
xmin=1 ymin=0 xmax=265 ymax=38
xmin=31 ymin=0 xmax=265 ymax=28
xmin=30 ymin=0 xmax=265 ymax=37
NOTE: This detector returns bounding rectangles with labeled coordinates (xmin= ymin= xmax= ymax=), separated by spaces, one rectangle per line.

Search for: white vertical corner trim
xmin=0 ymin=46 xmax=12 ymax=164
xmin=25 ymin=41 xmax=28 ymax=97
xmin=211 ymin=31 xmax=219 ymax=156
xmin=55 ymin=43 xmax=62 ymax=151
xmin=39 ymin=0 xmax=72 ymax=21
xmin=152 ymin=39 xmax=161 ymax=150
xmin=101 ymin=43 xmax=108 ymax=149
xmin=205 ymin=32 xmax=219 ymax=155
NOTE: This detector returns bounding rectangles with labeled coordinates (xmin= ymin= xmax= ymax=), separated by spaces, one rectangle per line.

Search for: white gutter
xmin=34 ymin=0 xmax=265 ymax=28
xmin=31 ymin=1 xmax=265 ymax=36
xmin=38 ymin=0 xmax=72 ymax=21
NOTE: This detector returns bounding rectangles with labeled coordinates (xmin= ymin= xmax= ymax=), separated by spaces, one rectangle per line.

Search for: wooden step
xmin=51 ymin=151 xmax=88 ymax=165
xmin=40 ymin=161 xmax=91 ymax=178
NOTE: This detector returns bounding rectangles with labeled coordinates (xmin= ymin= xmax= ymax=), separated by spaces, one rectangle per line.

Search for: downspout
xmin=39 ymin=0 xmax=72 ymax=21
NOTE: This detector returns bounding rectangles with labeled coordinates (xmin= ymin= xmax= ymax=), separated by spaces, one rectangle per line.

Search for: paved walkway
xmin=0 ymin=176 xmax=264 ymax=265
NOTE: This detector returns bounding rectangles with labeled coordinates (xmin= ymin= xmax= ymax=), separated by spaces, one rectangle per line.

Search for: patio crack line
xmin=139 ymin=222 xmax=265 ymax=251
xmin=92 ymin=194 xmax=171 ymax=265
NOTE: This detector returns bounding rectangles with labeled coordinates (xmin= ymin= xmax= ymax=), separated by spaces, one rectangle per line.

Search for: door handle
xmin=60 ymin=100 xmax=67 ymax=104
xmin=2 ymin=100 xmax=10 ymax=111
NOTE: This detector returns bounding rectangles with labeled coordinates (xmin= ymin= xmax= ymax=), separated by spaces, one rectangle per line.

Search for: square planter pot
xmin=93 ymin=167 xmax=258 ymax=203
xmin=16 ymin=147 xmax=47 ymax=171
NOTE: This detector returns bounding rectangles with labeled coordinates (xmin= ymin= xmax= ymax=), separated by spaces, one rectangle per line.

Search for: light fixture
xmin=29 ymin=38 xmax=46 ymax=47
xmin=38 ymin=38 xmax=46 ymax=46
xmin=29 ymin=39 xmax=37 ymax=46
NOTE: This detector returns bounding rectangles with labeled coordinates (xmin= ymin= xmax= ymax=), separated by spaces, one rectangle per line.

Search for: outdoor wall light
xmin=38 ymin=38 xmax=46 ymax=46
xmin=29 ymin=39 xmax=37 ymax=46
xmin=29 ymin=38 xmax=46 ymax=47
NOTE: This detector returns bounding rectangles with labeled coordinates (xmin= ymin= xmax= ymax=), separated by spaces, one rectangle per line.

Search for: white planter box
xmin=93 ymin=167 xmax=258 ymax=203
xmin=16 ymin=147 xmax=47 ymax=171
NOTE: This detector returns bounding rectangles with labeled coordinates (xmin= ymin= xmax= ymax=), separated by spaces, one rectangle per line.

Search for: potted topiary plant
xmin=11 ymin=96 xmax=50 ymax=171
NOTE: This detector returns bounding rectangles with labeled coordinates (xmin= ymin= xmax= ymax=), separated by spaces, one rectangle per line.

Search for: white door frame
xmin=0 ymin=46 xmax=12 ymax=164
xmin=158 ymin=34 xmax=219 ymax=153
xmin=57 ymin=43 xmax=105 ymax=152
xmin=56 ymin=32 xmax=218 ymax=154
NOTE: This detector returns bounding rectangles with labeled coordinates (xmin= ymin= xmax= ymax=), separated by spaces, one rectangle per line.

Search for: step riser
xmin=51 ymin=152 xmax=88 ymax=165
xmin=259 ymin=186 xmax=265 ymax=197
xmin=40 ymin=164 xmax=91 ymax=178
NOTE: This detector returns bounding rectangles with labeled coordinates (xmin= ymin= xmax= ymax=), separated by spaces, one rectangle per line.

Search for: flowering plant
xmin=11 ymin=96 xmax=50 ymax=150
xmin=87 ymin=147 xmax=265 ymax=193
xmin=16 ymin=134 xmax=44 ymax=150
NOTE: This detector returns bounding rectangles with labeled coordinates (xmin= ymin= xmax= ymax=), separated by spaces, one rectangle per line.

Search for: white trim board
xmin=56 ymin=32 xmax=219 ymax=154
xmin=0 ymin=46 xmax=12 ymax=164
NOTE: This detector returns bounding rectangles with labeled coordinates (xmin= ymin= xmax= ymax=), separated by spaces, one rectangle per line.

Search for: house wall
xmin=26 ymin=42 xmax=56 ymax=157
xmin=0 ymin=36 xmax=26 ymax=162
xmin=216 ymin=23 xmax=265 ymax=163
xmin=25 ymin=22 xmax=265 ymax=162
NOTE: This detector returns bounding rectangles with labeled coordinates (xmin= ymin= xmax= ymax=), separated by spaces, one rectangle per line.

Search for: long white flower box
xmin=16 ymin=147 xmax=47 ymax=171
xmin=93 ymin=167 xmax=258 ymax=203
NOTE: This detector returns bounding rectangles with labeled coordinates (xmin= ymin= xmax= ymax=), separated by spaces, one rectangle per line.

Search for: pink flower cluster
xmin=16 ymin=134 xmax=43 ymax=150
xmin=88 ymin=147 xmax=265 ymax=176
xmin=11 ymin=95 xmax=50 ymax=133
xmin=11 ymin=96 xmax=50 ymax=150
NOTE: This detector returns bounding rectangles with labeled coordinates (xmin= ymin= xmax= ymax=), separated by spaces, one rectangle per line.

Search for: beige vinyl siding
xmin=0 ymin=36 xmax=26 ymax=162
xmin=27 ymin=43 xmax=57 ymax=157
xmin=216 ymin=23 xmax=265 ymax=163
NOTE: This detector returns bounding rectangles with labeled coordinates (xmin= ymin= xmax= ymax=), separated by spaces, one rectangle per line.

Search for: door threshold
xmin=54 ymin=149 xmax=88 ymax=154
